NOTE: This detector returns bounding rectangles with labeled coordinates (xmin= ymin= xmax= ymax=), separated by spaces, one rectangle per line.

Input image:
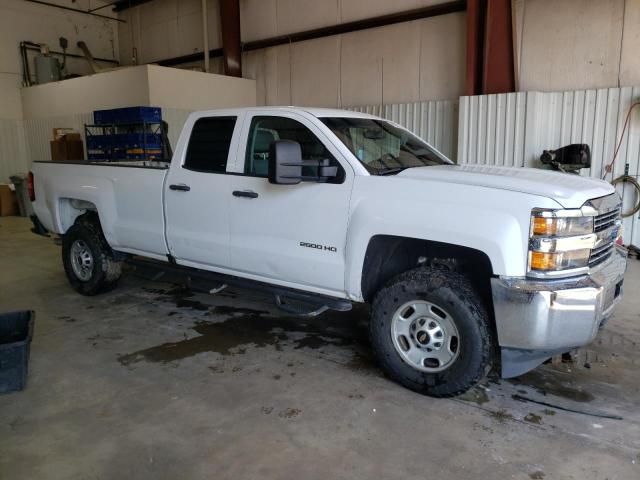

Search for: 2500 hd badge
xmin=300 ymin=241 xmax=337 ymax=252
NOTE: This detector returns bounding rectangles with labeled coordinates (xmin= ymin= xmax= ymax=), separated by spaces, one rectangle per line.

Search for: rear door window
xmin=184 ymin=116 xmax=237 ymax=173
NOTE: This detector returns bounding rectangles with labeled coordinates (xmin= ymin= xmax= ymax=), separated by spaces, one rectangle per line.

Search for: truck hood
xmin=397 ymin=164 xmax=614 ymax=208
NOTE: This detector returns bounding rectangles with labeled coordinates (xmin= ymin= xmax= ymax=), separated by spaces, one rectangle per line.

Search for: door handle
xmin=169 ymin=184 xmax=191 ymax=191
xmin=232 ymin=190 xmax=259 ymax=199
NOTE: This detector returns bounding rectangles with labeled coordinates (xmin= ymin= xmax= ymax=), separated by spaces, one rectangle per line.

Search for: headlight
xmin=528 ymin=209 xmax=596 ymax=276
xmin=531 ymin=215 xmax=593 ymax=236
xmin=529 ymin=249 xmax=592 ymax=271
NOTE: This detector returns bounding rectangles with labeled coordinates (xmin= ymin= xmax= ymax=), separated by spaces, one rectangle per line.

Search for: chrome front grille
xmin=589 ymin=242 xmax=614 ymax=267
xmin=588 ymin=197 xmax=621 ymax=268
xmin=594 ymin=208 xmax=620 ymax=232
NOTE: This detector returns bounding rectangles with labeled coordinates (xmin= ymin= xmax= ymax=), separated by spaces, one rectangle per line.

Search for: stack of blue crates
xmin=93 ymin=106 xmax=161 ymax=125
xmin=87 ymin=106 xmax=163 ymax=161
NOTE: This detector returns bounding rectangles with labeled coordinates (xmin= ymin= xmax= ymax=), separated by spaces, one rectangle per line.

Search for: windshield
xmin=320 ymin=117 xmax=452 ymax=175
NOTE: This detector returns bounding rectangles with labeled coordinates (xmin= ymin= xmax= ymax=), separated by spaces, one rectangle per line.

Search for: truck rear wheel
xmin=370 ymin=266 xmax=493 ymax=397
xmin=61 ymin=214 xmax=122 ymax=296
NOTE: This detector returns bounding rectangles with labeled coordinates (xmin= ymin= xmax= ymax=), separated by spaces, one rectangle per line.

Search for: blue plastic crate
xmin=86 ymin=135 xmax=111 ymax=150
xmin=127 ymin=133 xmax=161 ymax=147
xmin=108 ymin=133 xmax=161 ymax=149
xmin=93 ymin=106 xmax=162 ymax=125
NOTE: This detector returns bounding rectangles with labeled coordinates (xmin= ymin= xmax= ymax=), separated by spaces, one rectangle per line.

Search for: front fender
xmin=344 ymin=176 xmax=562 ymax=300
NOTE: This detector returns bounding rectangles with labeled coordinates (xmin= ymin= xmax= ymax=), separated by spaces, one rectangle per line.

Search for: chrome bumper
xmin=491 ymin=246 xmax=627 ymax=377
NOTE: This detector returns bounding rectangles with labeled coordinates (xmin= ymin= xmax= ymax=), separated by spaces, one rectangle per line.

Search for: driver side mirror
xmin=268 ymin=140 xmax=338 ymax=184
xmin=269 ymin=140 xmax=303 ymax=185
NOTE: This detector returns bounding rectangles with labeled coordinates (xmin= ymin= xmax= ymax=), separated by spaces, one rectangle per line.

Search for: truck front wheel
xmin=370 ymin=266 xmax=494 ymax=397
xmin=61 ymin=214 xmax=122 ymax=296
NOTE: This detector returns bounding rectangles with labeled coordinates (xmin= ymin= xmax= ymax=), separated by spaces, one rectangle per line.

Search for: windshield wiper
xmin=376 ymin=167 xmax=408 ymax=176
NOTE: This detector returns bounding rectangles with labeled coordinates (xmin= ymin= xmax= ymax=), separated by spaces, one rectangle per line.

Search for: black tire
xmin=369 ymin=266 xmax=494 ymax=397
xmin=61 ymin=213 xmax=122 ymax=296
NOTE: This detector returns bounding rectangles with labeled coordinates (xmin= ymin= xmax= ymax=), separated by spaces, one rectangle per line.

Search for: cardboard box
xmin=52 ymin=128 xmax=75 ymax=140
xmin=50 ymin=134 xmax=84 ymax=161
xmin=0 ymin=184 xmax=19 ymax=216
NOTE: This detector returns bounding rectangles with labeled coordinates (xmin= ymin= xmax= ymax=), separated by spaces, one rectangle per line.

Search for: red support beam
xmin=483 ymin=0 xmax=515 ymax=94
xmin=465 ymin=0 xmax=485 ymax=96
xmin=465 ymin=0 xmax=515 ymax=96
xmin=220 ymin=0 xmax=242 ymax=77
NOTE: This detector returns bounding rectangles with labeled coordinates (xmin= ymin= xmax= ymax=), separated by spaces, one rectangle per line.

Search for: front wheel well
xmin=360 ymin=235 xmax=494 ymax=306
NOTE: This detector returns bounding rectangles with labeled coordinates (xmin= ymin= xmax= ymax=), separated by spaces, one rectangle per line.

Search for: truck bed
xmin=32 ymin=160 xmax=170 ymax=259
xmin=35 ymin=160 xmax=170 ymax=170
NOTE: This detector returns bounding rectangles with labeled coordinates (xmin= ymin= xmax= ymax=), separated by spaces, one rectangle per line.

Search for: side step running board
xmin=127 ymin=257 xmax=352 ymax=316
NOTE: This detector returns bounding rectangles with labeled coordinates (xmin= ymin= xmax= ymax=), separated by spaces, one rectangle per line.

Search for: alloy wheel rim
xmin=70 ymin=240 xmax=94 ymax=282
xmin=390 ymin=300 xmax=460 ymax=372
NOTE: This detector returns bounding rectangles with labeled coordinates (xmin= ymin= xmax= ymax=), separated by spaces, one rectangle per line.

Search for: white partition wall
xmin=18 ymin=65 xmax=257 ymax=165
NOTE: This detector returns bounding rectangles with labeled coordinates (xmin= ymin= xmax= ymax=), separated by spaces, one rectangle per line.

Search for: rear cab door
xmin=164 ymin=110 xmax=244 ymax=269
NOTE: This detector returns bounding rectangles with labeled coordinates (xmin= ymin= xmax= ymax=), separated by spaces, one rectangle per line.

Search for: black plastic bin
xmin=0 ymin=311 xmax=35 ymax=394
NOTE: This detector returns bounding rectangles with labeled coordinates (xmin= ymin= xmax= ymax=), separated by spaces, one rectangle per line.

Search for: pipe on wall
xmin=202 ymin=0 xmax=210 ymax=72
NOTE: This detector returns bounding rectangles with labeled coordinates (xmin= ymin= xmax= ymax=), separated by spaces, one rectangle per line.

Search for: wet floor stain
xmin=278 ymin=408 xmax=301 ymax=419
xmin=488 ymin=409 xmax=514 ymax=423
xmin=509 ymin=369 xmax=594 ymax=403
xmin=117 ymin=304 xmax=372 ymax=370
xmin=524 ymin=413 xmax=543 ymax=425
xmin=459 ymin=386 xmax=490 ymax=405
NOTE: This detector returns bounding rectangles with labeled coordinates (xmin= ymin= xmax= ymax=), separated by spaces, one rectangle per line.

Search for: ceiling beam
xmin=22 ymin=0 xmax=124 ymax=22
xmin=156 ymin=1 xmax=466 ymax=68
xmin=112 ymin=0 xmax=156 ymax=12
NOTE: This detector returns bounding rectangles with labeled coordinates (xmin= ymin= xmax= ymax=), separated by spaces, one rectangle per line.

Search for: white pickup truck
xmin=30 ymin=106 xmax=627 ymax=397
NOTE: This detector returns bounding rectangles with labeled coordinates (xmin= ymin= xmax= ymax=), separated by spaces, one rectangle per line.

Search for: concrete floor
xmin=0 ymin=216 xmax=639 ymax=480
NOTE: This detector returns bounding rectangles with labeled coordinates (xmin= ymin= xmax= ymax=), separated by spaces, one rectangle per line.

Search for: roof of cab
xmin=195 ymin=106 xmax=377 ymax=118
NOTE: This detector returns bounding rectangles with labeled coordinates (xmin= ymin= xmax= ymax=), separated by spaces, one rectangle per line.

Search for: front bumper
xmin=491 ymin=246 xmax=627 ymax=377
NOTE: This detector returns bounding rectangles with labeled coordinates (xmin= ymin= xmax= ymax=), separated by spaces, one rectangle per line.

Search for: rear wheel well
xmin=58 ymin=198 xmax=97 ymax=233
xmin=361 ymin=235 xmax=494 ymax=309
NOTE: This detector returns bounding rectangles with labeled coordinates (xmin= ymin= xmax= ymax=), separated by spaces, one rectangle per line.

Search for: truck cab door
xmin=227 ymin=111 xmax=354 ymax=297
xmin=164 ymin=113 xmax=241 ymax=269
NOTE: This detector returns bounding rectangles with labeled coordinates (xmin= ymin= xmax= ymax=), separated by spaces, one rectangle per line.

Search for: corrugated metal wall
xmin=458 ymin=86 xmax=640 ymax=244
xmin=349 ymin=100 xmax=459 ymax=160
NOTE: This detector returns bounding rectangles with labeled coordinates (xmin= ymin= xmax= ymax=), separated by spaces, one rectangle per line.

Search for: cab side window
xmin=244 ymin=116 xmax=343 ymax=182
xmin=184 ymin=116 xmax=237 ymax=173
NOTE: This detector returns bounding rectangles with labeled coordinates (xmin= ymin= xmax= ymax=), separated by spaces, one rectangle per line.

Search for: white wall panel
xmin=458 ymin=86 xmax=640 ymax=244
xmin=350 ymin=99 xmax=459 ymax=160
xmin=0 ymin=119 xmax=28 ymax=182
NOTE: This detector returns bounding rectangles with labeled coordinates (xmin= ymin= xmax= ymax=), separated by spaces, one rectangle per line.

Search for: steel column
xmin=466 ymin=0 xmax=515 ymax=95
xmin=482 ymin=0 xmax=515 ymax=94
xmin=219 ymin=0 xmax=242 ymax=77
xmin=465 ymin=0 xmax=484 ymax=96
